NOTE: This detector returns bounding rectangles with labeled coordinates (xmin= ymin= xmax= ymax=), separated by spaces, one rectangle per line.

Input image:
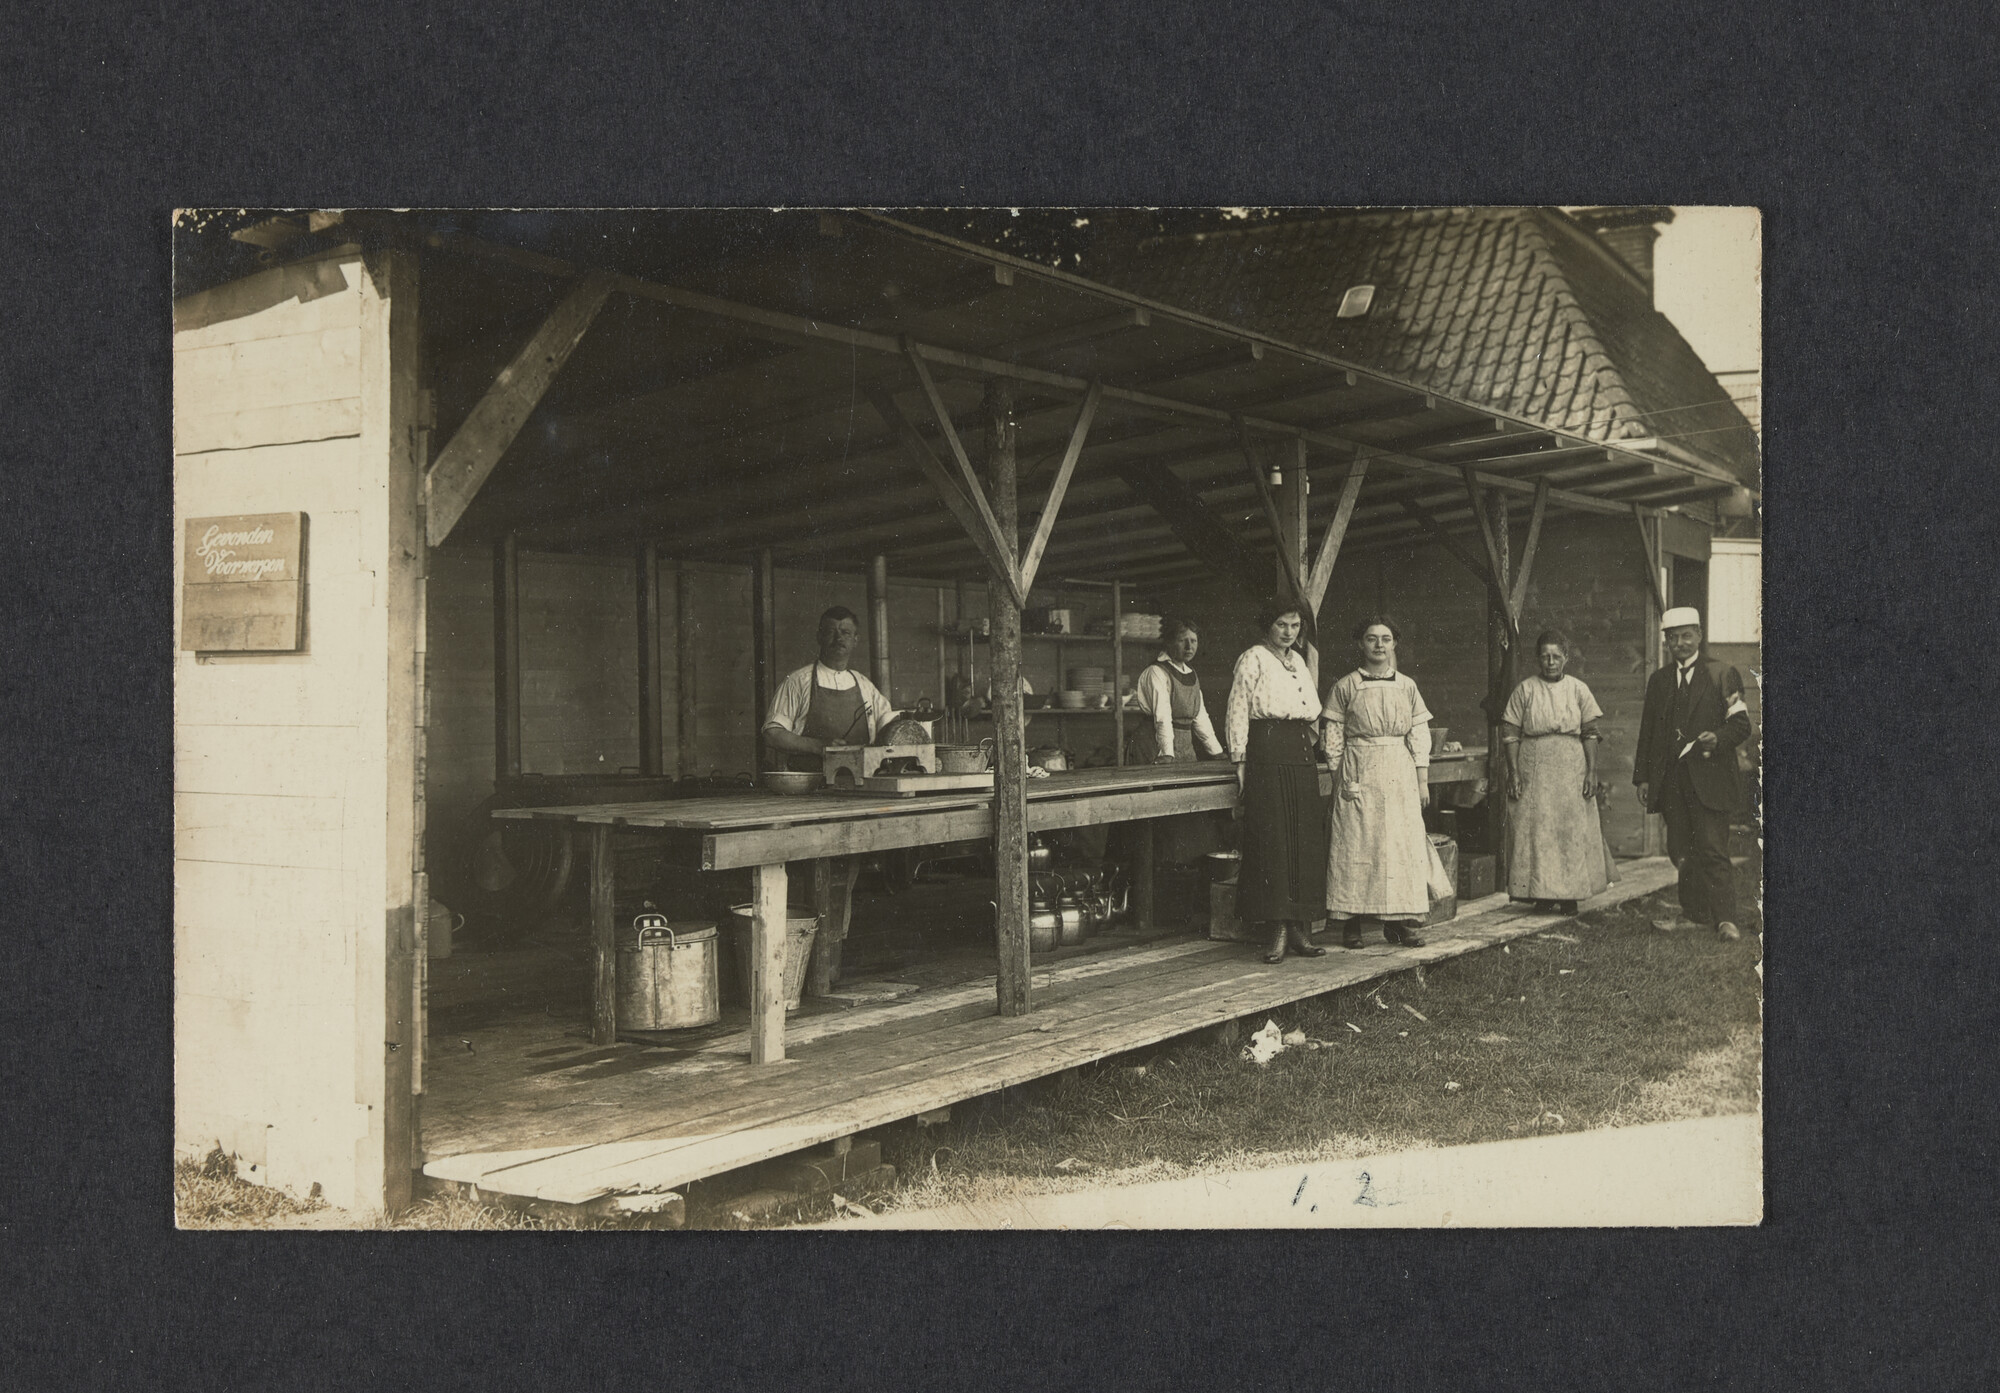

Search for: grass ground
xmin=831 ymin=856 xmax=1763 ymax=1226
xmin=178 ymin=853 xmax=1760 ymax=1231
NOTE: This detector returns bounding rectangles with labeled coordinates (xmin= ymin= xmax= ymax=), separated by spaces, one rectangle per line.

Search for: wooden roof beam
xmin=987 ymin=307 xmax=1150 ymax=360
xmin=424 ymin=227 xmax=1662 ymax=523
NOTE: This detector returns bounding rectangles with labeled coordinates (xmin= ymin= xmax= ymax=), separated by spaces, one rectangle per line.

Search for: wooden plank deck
xmin=422 ymin=857 xmax=1669 ymax=1206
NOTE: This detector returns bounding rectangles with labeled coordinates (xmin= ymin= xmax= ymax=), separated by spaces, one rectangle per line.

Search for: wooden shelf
xmin=940 ymin=628 xmax=1160 ymax=646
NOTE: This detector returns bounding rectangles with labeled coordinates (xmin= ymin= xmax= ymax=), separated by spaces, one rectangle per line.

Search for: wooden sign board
xmin=181 ymin=512 xmax=307 ymax=651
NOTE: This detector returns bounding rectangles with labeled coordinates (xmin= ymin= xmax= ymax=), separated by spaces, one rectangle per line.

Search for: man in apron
xmin=762 ymin=606 xmax=898 ymax=771
xmin=760 ymin=607 xmax=899 ymax=991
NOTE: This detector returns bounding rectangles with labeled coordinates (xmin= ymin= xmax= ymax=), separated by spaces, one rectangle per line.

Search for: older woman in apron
xmin=1323 ymin=617 xmax=1451 ymax=949
xmin=1126 ymin=620 xmax=1226 ymax=865
xmin=1500 ymin=629 xmax=1618 ymax=913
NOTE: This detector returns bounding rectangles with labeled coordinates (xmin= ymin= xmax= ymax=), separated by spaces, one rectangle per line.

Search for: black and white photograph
xmin=170 ymin=205 xmax=1763 ymax=1230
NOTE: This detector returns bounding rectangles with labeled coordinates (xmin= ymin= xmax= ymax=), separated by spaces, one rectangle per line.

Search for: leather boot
xmin=1262 ymin=922 xmax=1288 ymax=964
xmin=1286 ymin=922 xmax=1326 ymax=958
xmin=1341 ymin=918 xmax=1367 ymax=950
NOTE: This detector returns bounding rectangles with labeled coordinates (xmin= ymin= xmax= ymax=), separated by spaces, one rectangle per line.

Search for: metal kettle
xmin=1027 ymin=875 xmax=1061 ymax=953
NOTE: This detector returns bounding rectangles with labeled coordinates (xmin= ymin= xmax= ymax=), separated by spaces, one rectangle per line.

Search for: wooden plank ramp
xmin=422 ymin=859 xmax=1676 ymax=1206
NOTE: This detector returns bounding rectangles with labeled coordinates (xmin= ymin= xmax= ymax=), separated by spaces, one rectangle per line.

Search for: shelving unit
xmin=940 ymin=578 xmax=1167 ymax=766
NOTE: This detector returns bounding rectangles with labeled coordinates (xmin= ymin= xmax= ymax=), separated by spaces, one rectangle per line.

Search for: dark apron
xmin=785 ymin=670 xmax=869 ymax=773
xmin=1122 ymin=662 xmax=1225 ymax=865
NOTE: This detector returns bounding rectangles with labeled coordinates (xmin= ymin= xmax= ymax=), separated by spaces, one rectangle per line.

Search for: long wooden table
xmin=495 ymin=753 xmax=1487 ymax=1060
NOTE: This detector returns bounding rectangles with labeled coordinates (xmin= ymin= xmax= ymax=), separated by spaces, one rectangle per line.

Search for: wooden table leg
xmin=1133 ymin=821 xmax=1155 ymax=931
xmin=750 ymin=861 xmax=789 ymax=1064
xmin=589 ymin=823 xmax=616 ymax=1046
xmin=808 ymin=859 xmax=835 ymax=998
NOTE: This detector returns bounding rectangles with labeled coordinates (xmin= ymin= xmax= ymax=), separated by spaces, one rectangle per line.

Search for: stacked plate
xmin=1065 ymin=665 xmax=1112 ymax=706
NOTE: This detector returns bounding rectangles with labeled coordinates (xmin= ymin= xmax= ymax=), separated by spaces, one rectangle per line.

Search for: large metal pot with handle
xmin=616 ymin=914 xmax=720 ymax=1031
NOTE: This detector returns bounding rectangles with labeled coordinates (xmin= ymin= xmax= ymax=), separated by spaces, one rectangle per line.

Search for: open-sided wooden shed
xmin=173 ymin=208 xmax=1755 ymax=1214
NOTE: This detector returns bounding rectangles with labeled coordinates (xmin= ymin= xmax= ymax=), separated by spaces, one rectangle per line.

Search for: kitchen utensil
xmin=1027 ymin=836 xmax=1055 ymax=873
xmin=1028 ymin=746 xmax=1069 ymax=772
xmin=763 ymin=769 xmax=825 ymax=795
xmin=1429 ymin=726 xmax=1449 ymax=749
xmin=1057 ymin=690 xmax=1086 ymax=710
xmin=936 ymin=738 xmax=994 ymax=774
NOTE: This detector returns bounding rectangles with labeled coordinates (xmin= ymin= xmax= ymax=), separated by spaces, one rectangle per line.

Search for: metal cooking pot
xmin=1027 ymin=836 xmax=1055 ymax=873
xmin=1028 ymin=746 xmax=1069 ymax=773
xmin=615 ymin=914 xmax=720 ymax=1031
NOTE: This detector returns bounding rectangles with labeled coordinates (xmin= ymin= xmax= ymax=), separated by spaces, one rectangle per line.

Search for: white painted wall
xmin=1709 ymin=538 xmax=1762 ymax=644
xmin=173 ymin=252 xmax=411 ymax=1213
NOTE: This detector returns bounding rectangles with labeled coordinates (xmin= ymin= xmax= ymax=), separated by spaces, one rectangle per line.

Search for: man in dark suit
xmin=1633 ymin=607 xmax=1755 ymax=940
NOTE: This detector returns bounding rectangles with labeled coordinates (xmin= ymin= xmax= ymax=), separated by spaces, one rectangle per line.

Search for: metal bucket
xmin=726 ymin=904 xmax=820 ymax=1012
xmin=616 ymin=914 xmax=720 ymax=1031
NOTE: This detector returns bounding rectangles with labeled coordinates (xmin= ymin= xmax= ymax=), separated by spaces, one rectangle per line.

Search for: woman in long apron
xmin=1224 ymin=600 xmax=1329 ymax=964
xmin=1127 ymin=620 xmax=1227 ymax=865
xmin=1500 ymin=630 xmax=1619 ymax=912
xmin=1323 ymin=617 xmax=1448 ymax=949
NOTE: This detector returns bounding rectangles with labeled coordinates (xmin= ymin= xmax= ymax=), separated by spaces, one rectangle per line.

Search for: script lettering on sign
xmin=180 ymin=511 xmax=308 ymax=651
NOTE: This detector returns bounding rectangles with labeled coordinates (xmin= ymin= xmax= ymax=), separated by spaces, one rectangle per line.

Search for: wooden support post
xmin=954 ymin=580 xmax=970 ymax=675
xmin=869 ymin=553 xmax=892 ymax=700
xmin=1279 ymin=438 xmax=1313 ymax=677
xmin=753 ymin=548 xmax=775 ymax=770
xmin=1111 ymin=579 xmax=1126 ymax=766
xmin=986 ymin=380 xmax=1032 ymax=1017
xmin=636 ymin=544 xmax=663 ymax=775
xmin=1484 ymin=491 xmax=1514 ymax=884
xmin=1133 ymin=822 xmax=1155 ymax=931
xmin=492 ymin=532 xmax=522 ymax=782
xmin=749 ymin=861 xmax=789 ymax=1063
xmin=589 ymin=824 xmax=616 ymax=1046
xmin=1633 ymin=505 xmax=1667 ymax=855
xmin=935 ymin=586 xmax=947 ymax=706
xmin=676 ymin=561 xmax=698 ymax=780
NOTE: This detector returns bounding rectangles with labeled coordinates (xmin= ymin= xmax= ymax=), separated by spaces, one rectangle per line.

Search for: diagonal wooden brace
xmin=426 ymin=271 xmax=614 ymax=546
xmin=1238 ymin=422 xmax=1308 ymax=603
xmin=1017 ymin=382 xmax=1101 ymax=596
xmin=903 ymin=344 xmax=1023 ymax=587
xmin=865 ymin=385 xmax=1028 ymax=610
xmin=1507 ymin=477 xmax=1550 ymax=628
xmin=1305 ymin=454 xmax=1369 ymax=610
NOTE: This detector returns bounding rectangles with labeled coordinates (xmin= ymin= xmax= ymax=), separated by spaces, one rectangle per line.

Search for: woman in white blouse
xmin=1224 ymin=599 xmax=1330 ymax=964
xmin=1499 ymin=629 xmax=1618 ymax=912
xmin=1322 ymin=617 xmax=1452 ymax=949
xmin=1126 ymin=620 xmax=1227 ymax=867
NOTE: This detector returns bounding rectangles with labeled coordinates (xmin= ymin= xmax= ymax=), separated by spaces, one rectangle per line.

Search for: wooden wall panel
xmin=172 ymin=255 xmax=403 ymax=1212
xmin=516 ymin=554 xmax=640 ymax=776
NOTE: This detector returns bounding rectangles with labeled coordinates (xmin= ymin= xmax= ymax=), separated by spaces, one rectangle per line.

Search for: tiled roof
xmin=1094 ymin=207 xmax=1760 ymax=486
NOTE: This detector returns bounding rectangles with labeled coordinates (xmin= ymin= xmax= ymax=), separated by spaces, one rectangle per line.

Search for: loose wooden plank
xmin=425 ymin=272 xmax=614 ymax=546
xmin=750 ymin=863 xmax=788 ymax=1063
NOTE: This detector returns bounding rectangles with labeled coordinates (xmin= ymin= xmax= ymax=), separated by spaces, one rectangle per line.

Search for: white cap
xmin=1660 ymin=606 xmax=1702 ymax=631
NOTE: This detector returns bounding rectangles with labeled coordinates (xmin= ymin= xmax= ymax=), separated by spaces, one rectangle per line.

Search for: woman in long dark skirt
xmin=1223 ymin=599 xmax=1330 ymax=964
